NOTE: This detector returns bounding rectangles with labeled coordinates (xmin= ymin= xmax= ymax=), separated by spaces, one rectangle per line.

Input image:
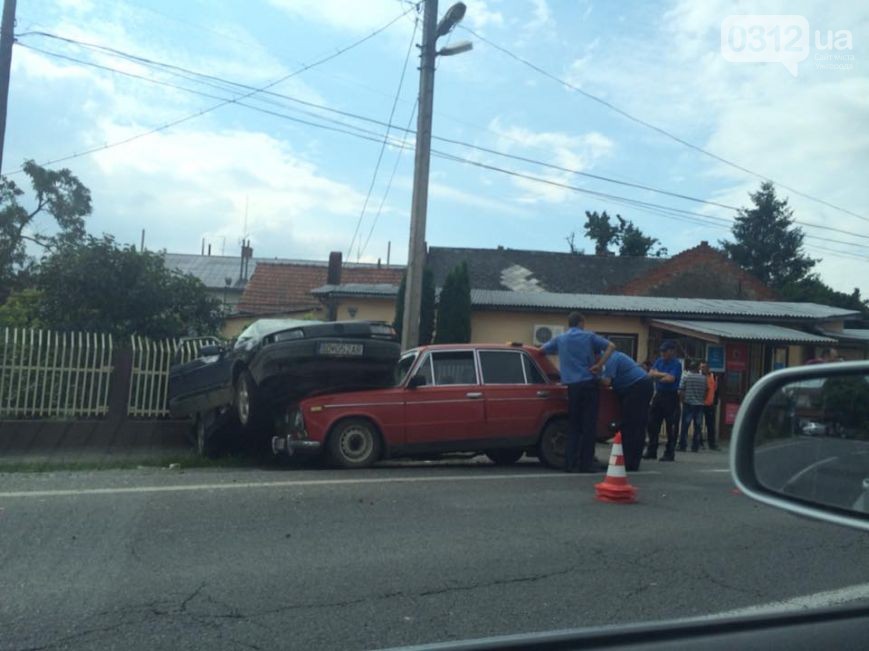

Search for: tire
xmin=234 ymin=369 xmax=264 ymax=432
xmin=327 ymin=418 xmax=382 ymax=469
xmin=194 ymin=410 xmax=221 ymax=459
xmin=538 ymin=419 xmax=568 ymax=469
xmin=485 ymin=449 xmax=524 ymax=465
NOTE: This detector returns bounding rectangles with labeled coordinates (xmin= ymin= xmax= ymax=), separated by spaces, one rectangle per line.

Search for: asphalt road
xmin=2 ymin=448 xmax=869 ymax=651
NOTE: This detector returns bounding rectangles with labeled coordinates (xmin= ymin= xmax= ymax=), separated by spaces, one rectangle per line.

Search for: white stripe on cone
xmin=607 ymin=464 xmax=627 ymax=478
xmin=611 ymin=443 xmax=624 ymax=456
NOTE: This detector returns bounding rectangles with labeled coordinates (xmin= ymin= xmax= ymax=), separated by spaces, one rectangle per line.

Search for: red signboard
xmin=726 ymin=343 xmax=748 ymax=371
xmin=724 ymin=402 xmax=740 ymax=425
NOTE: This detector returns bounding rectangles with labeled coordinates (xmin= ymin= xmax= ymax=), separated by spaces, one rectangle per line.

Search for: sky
xmin=6 ymin=0 xmax=868 ymax=295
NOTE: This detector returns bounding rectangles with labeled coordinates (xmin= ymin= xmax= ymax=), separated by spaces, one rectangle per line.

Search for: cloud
xmin=465 ymin=1 xmax=504 ymax=31
xmin=487 ymin=118 xmax=615 ymax=203
xmin=87 ymin=123 xmax=369 ymax=258
xmin=268 ymin=0 xmax=406 ymax=33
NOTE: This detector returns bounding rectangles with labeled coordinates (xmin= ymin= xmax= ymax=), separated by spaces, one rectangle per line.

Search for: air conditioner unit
xmin=532 ymin=324 xmax=564 ymax=346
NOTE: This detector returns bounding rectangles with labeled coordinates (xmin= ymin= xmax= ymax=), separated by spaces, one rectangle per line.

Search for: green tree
xmin=0 ymin=160 xmax=92 ymax=294
xmin=583 ymin=210 xmax=620 ymax=256
xmin=0 ymin=288 xmax=45 ymax=328
xmin=393 ymin=268 xmax=435 ymax=345
xmin=616 ymin=217 xmax=667 ymax=257
xmin=780 ymin=277 xmax=869 ymax=319
xmin=720 ymin=182 xmax=816 ymax=288
xmin=34 ymin=236 xmax=223 ymax=339
xmin=420 ymin=268 xmax=436 ymax=346
xmin=579 ymin=210 xmax=666 ymax=257
xmin=435 ymin=262 xmax=471 ymax=344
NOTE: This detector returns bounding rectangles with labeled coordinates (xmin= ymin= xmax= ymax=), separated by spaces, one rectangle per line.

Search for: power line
xmin=3 ymin=6 xmax=413 ymax=175
xmin=360 ymin=99 xmax=418 ymax=259
xmin=346 ymin=15 xmax=418 ymax=262
xmin=13 ymin=42 xmax=869 ymax=261
xmin=459 ymin=25 xmax=869 ymax=225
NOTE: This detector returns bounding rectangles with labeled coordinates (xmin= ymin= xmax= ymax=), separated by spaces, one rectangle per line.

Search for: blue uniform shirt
xmin=601 ymin=351 xmax=648 ymax=392
xmin=652 ymin=357 xmax=682 ymax=392
xmin=541 ymin=327 xmax=611 ymax=384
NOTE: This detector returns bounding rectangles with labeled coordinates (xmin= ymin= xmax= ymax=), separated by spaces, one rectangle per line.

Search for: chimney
xmin=201 ymin=238 xmax=205 ymax=256
xmin=207 ymin=244 xmax=211 ymax=256
xmin=327 ymin=251 xmax=342 ymax=286
xmin=386 ymin=241 xmax=391 ymax=267
xmin=377 ymin=258 xmax=382 ymax=269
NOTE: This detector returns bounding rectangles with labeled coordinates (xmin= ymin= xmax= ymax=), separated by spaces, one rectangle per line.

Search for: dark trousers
xmin=646 ymin=391 xmax=680 ymax=457
xmin=680 ymin=404 xmax=704 ymax=450
xmin=566 ymin=381 xmax=599 ymax=470
xmin=617 ymin=376 xmax=654 ymax=471
xmin=704 ymin=405 xmax=718 ymax=448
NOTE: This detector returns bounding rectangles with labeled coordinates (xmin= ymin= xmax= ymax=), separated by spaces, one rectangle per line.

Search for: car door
xmin=478 ymin=349 xmax=554 ymax=442
xmin=403 ymin=350 xmax=486 ymax=446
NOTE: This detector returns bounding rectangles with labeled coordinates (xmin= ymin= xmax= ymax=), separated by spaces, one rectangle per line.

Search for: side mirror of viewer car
xmin=731 ymin=360 xmax=869 ymax=531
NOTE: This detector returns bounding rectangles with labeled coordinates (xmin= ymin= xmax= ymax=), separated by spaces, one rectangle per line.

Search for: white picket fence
xmin=0 ymin=328 xmax=114 ymax=418
xmin=0 ymin=327 xmax=222 ymax=420
xmin=127 ymin=336 xmax=221 ymax=418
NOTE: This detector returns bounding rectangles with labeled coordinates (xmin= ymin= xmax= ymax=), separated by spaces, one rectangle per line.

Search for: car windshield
xmin=3 ymin=1 xmax=868 ymax=650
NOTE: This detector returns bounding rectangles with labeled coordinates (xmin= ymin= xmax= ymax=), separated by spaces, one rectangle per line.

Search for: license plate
xmin=318 ymin=342 xmax=364 ymax=356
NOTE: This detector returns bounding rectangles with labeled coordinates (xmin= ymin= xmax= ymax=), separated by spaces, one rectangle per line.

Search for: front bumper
xmin=271 ymin=436 xmax=322 ymax=457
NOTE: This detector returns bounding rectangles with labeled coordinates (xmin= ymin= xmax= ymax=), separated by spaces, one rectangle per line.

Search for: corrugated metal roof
xmin=469 ymin=289 xmax=858 ymax=320
xmin=652 ymin=320 xmax=837 ymax=344
xmin=312 ymin=285 xmax=857 ymax=321
xmin=840 ymin=329 xmax=869 ymax=343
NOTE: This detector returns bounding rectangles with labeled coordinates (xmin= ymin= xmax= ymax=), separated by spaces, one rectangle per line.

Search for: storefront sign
xmin=726 ymin=343 xmax=749 ymax=371
xmin=725 ymin=402 xmax=741 ymax=425
xmin=706 ymin=345 xmax=725 ymax=372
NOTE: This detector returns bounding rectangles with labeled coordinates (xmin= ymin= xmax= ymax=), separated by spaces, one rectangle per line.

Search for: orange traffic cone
xmin=595 ymin=432 xmax=637 ymax=504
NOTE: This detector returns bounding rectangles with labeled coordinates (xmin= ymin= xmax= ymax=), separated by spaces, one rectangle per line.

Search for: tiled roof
xmin=238 ymin=263 xmax=404 ymax=315
xmin=312 ymin=284 xmax=859 ymax=322
xmin=426 ymin=246 xmax=665 ymax=294
xmin=651 ymin=320 xmax=837 ymax=344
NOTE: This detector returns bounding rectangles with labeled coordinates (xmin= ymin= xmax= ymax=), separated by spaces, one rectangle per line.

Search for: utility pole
xmin=0 ymin=0 xmax=15 ymax=173
xmin=401 ymin=0 xmax=469 ymax=351
xmin=401 ymin=0 xmax=438 ymax=352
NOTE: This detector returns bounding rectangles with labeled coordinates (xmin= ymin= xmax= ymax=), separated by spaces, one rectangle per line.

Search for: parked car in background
xmin=273 ymin=342 xmax=620 ymax=469
xmin=167 ymin=318 xmax=401 ymax=456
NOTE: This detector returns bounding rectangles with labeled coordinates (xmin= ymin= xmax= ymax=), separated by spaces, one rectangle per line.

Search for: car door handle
xmin=536 ymin=390 xmax=550 ymax=398
xmin=466 ymin=392 xmax=483 ymax=399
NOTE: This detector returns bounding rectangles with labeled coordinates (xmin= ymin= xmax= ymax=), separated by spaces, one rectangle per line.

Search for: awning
xmin=650 ymin=320 xmax=838 ymax=344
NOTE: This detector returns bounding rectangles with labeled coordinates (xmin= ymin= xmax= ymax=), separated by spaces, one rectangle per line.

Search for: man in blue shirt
xmin=600 ymin=351 xmax=654 ymax=472
xmin=540 ymin=312 xmax=615 ymax=473
xmin=645 ymin=340 xmax=683 ymax=461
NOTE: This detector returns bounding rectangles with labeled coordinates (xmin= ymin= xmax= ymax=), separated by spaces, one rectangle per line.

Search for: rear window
xmin=523 ymin=355 xmax=546 ymax=384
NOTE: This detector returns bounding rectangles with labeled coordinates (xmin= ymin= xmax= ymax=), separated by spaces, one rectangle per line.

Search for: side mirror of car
xmin=731 ymin=360 xmax=869 ymax=531
xmin=198 ymin=344 xmax=224 ymax=358
xmin=408 ymin=375 xmax=427 ymax=389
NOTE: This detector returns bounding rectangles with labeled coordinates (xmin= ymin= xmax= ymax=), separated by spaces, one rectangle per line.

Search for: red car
xmin=272 ymin=343 xmax=620 ymax=469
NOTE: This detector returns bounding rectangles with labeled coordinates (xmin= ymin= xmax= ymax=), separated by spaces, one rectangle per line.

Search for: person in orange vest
xmin=699 ymin=361 xmax=720 ymax=451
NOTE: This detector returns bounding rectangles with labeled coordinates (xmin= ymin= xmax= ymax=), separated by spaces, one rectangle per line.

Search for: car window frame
xmin=409 ymin=349 xmax=481 ymax=387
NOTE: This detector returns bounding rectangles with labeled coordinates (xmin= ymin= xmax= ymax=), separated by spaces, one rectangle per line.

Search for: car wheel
xmin=328 ymin=419 xmax=381 ymax=469
xmin=538 ymin=419 xmax=567 ymax=469
xmin=194 ymin=411 xmax=221 ymax=459
xmin=485 ymin=449 xmax=524 ymax=465
xmin=234 ymin=369 xmax=263 ymax=431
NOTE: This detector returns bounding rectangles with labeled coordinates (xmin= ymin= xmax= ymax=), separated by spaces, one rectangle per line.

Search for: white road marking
xmin=698 ymin=468 xmax=732 ymax=473
xmin=0 ymin=470 xmax=662 ymax=499
xmin=706 ymin=582 xmax=869 ymax=618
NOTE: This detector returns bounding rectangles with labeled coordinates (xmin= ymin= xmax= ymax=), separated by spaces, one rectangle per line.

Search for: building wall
xmin=471 ymin=311 xmax=650 ymax=361
xmin=335 ymin=299 xmax=395 ymax=323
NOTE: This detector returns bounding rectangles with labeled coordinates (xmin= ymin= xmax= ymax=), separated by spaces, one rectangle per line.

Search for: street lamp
xmin=401 ymin=0 xmax=470 ymax=351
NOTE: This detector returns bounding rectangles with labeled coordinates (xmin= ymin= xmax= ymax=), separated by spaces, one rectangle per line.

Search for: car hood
xmin=301 ymin=386 xmax=406 ymax=406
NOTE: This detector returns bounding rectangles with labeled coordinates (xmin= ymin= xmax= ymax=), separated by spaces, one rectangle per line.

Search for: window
xmin=479 ymin=351 xmax=526 ymax=384
xmin=413 ymin=354 xmax=434 ymax=386
xmin=395 ymin=353 xmax=418 ymax=385
xmin=431 ymin=351 xmax=477 ymax=385
xmin=600 ymin=333 xmax=638 ymax=359
xmin=523 ymin=355 xmax=546 ymax=384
